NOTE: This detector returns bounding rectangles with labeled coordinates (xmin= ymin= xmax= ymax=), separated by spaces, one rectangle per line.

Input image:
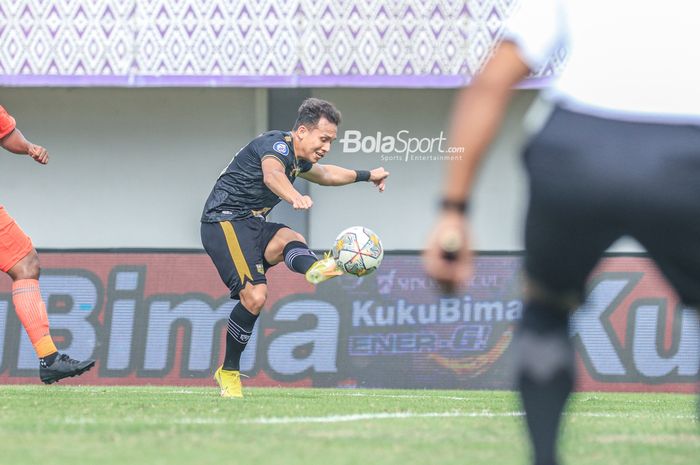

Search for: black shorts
xmin=201 ymin=217 xmax=289 ymax=299
xmin=523 ymin=107 xmax=700 ymax=305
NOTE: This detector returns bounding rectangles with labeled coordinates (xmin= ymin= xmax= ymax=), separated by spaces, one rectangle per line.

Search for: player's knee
xmin=240 ymin=287 xmax=267 ymax=314
xmin=24 ymin=253 xmax=41 ymax=279
xmin=515 ymin=299 xmax=574 ymax=383
xmin=277 ymin=228 xmax=306 ymax=246
xmin=291 ymin=231 xmax=306 ymax=244
xmin=9 ymin=250 xmax=41 ymax=281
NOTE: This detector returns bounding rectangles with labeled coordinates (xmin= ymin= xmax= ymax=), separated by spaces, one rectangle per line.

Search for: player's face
xmin=298 ymin=117 xmax=337 ymax=163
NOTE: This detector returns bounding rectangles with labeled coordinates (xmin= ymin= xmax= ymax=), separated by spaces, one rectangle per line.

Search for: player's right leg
xmin=518 ymin=109 xmax=623 ymax=465
xmin=201 ymin=219 xmax=269 ymax=398
xmin=261 ymin=224 xmax=343 ymax=284
xmin=304 ymin=253 xmax=344 ymax=285
xmin=0 ymin=206 xmax=95 ymax=384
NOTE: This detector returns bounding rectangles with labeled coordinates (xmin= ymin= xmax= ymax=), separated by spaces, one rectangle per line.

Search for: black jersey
xmin=201 ymin=131 xmax=313 ymax=222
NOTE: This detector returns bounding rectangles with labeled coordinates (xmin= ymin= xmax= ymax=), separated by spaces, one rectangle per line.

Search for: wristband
xmin=440 ymin=198 xmax=469 ymax=214
xmin=354 ymin=170 xmax=371 ymax=182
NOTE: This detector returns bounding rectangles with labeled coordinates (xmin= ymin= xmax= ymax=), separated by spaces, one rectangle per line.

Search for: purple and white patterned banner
xmin=0 ymin=0 xmax=565 ymax=88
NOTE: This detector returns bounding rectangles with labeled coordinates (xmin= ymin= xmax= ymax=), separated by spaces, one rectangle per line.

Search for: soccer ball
xmin=333 ymin=226 xmax=384 ymax=276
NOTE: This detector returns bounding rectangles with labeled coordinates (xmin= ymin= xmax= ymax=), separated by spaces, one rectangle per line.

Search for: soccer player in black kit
xmin=201 ymin=98 xmax=389 ymax=397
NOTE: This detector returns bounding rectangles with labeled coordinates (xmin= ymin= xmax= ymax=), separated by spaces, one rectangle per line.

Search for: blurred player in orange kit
xmin=0 ymin=105 xmax=95 ymax=384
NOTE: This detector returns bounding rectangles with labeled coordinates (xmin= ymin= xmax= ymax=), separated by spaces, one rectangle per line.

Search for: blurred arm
xmin=423 ymin=41 xmax=531 ymax=291
xmin=442 ymin=42 xmax=531 ymax=204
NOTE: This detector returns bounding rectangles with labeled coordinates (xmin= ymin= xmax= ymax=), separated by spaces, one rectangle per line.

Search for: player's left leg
xmin=0 ymin=206 xmax=94 ymax=384
xmin=7 ymin=252 xmax=96 ymax=384
xmin=6 ymin=251 xmax=57 ymax=361
xmin=216 ymin=282 xmax=268 ymax=398
xmin=263 ymin=224 xmax=342 ymax=284
xmin=201 ymin=219 xmax=271 ymax=398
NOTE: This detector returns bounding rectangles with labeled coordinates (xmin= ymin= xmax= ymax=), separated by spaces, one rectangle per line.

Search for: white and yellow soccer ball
xmin=332 ymin=226 xmax=384 ymax=277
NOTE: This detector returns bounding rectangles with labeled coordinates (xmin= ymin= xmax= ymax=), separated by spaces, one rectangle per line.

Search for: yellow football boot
xmin=214 ymin=366 xmax=243 ymax=398
xmin=305 ymin=252 xmax=344 ymax=284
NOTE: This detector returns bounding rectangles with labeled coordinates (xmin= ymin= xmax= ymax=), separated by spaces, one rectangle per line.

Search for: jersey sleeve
xmin=503 ymin=0 xmax=566 ymax=71
xmin=0 ymin=106 xmax=17 ymax=139
xmin=257 ymin=137 xmax=293 ymax=170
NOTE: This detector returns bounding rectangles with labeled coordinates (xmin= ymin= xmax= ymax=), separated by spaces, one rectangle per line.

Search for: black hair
xmin=293 ymin=98 xmax=342 ymax=130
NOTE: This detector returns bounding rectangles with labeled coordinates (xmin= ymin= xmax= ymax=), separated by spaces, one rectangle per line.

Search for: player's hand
xmin=370 ymin=167 xmax=390 ymax=192
xmin=27 ymin=144 xmax=49 ymax=165
xmin=423 ymin=212 xmax=472 ymax=294
xmin=292 ymin=195 xmax=313 ymax=210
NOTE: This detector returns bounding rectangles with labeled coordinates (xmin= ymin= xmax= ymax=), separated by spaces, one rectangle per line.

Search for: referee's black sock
xmin=223 ymin=302 xmax=258 ymax=371
xmin=515 ymin=299 xmax=574 ymax=465
xmin=283 ymin=241 xmax=318 ymax=274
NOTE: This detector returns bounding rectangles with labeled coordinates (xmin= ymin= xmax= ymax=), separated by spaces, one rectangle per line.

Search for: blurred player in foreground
xmin=424 ymin=0 xmax=700 ymax=464
xmin=201 ymin=98 xmax=389 ymax=397
xmin=0 ymin=105 xmax=95 ymax=384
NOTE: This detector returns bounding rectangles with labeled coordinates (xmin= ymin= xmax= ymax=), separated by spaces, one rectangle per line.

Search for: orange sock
xmin=12 ymin=279 xmax=58 ymax=358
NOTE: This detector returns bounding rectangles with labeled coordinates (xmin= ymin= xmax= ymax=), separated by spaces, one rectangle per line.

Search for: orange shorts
xmin=0 ymin=205 xmax=33 ymax=273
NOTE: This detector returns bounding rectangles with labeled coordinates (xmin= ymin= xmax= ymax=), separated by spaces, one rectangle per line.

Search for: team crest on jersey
xmin=273 ymin=141 xmax=289 ymax=156
xmin=256 ymin=263 xmax=265 ymax=274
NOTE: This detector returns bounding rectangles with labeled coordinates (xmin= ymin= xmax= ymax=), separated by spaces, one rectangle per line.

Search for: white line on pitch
xmin=172 ymin=417 xmax=228 ymax=425
xmin=242 ymin=410 xmax=697 ymax=425
xmin=573 ymin=412 xmax=697 ymax=420
xmin=242 ymin=411 xmax=523 ymax=424
xmin=53 ymin=410 xmax=696 ymax=427
xmin=325 ymin=392 xmax=473 ymax=401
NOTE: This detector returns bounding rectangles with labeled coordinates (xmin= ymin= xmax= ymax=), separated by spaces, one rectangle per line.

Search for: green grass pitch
xmin=0 ymin=386 xmax=697 ymax=465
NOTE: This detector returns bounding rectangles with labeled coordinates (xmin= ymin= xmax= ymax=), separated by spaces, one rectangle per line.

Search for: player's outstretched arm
xmin=0 ymin=128 xmax=49 ymax=165
xmin=423 ymin=42 xmax=529 ymax=292
xmin=300 ymin=164 xmax=389 ymax=191
xmin=262 ymin=157 xmax=313 ymax=209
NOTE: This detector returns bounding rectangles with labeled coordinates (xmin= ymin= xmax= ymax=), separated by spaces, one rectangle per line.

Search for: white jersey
xmin=505 ymin=0 xmax=700 ymax=124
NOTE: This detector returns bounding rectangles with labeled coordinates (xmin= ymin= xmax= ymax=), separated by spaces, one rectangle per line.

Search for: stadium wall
xmin=0 ymin=251 xmax=697 ymax=392
xmin=0 ymin=87 xmax=538 ymax=251
xmin=0 ymin=87 xmax=260 ymax=248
